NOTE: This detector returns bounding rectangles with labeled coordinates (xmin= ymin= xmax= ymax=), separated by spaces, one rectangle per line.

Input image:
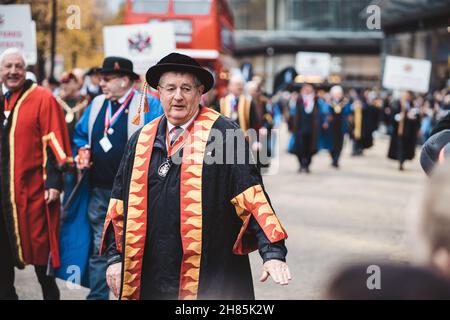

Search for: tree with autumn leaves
xmin=3 ymin=0 xmax=124 ymax=81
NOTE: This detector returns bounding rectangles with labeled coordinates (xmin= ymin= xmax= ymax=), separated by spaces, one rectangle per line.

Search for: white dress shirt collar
xmin=167 ymin=108 xmax=200 ymax=133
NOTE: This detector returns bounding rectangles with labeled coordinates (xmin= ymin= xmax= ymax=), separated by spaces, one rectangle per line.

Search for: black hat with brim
xmin=99 ymin=56 xmax=140 ymax=80
xmin=420 ymin=129 xmax=450 ymax=175
xmin=146 ymin=52 xmax=214 ymax=93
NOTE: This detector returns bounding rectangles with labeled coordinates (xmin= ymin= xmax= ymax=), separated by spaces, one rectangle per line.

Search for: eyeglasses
xmin=158 ymin=84 xmax=198 ymax=96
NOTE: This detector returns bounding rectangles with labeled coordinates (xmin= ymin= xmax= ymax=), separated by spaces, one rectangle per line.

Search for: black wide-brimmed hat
xmin=420 ymin=129 xmax=450 ymax=175
xmin=145 ymin=52 xmax=214 ymax=93
xmin=99 ymin=56 xmax=140 ymax=80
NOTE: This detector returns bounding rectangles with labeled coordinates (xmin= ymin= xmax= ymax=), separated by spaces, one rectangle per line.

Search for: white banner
xmin=103 ymin=23 xmax=176 ymax=75
xmin=0 ymin=4 xmax=37 ymax=65
xmin=295 ymin=52 xmax=331 ymax=78
xmin=382 ymin=55 xmax=431 ymax=93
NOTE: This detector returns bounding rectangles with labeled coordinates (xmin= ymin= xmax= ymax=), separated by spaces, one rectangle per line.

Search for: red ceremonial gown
xmin=0 ymin=80 xmax=73 ymax=269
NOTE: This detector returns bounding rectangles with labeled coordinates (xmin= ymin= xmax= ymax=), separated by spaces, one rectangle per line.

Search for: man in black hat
xmin=100 ymin=52 xmax=291 ymax=300
xmin=71 ymin=56 xmax=163 ymax=299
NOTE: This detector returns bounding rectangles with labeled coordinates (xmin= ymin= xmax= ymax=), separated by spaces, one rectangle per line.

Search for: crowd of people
xmin=0 ymin=48 xmax=290 ymax=300
xmin=1 ymin=44 xmax=450 ymax=300
xmin=263 ymin=82 xmax=449 ymax=172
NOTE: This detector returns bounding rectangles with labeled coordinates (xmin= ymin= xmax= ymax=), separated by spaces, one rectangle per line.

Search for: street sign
xmin=382 ymin=55 xmax=431 ymax=93
xmin=103 ymin=23 xmax=176 ymax=75
xmin=0 ymin=4 xmax=37 ymax=65
xmin=295 ymin=52 xmax=331 ymax=79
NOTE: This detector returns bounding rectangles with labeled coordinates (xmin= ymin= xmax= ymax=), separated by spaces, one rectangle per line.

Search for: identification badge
xmin=99 ymin=136 xmax=113 ymax=153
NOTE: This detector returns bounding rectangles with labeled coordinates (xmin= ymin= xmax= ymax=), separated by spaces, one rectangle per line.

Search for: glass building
xmin=229 ymin=0 xmax=383 ymax=92
xmin=123 ymin=0 xmax=449 ymax=91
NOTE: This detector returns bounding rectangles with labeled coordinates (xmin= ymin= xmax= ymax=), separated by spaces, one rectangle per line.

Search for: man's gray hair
xmin=330 ymin=85 xmax=343 ymax=96
xmin=0 ymin=48 xmax=27 ymax=68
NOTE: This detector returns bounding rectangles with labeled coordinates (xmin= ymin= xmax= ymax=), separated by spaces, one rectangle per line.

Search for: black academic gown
xmin=388 ymin=101 xmax=421 ymax=161
xmin=101 ymin=107 xmax=288 ymax=300
xmin=292 ymin=97 xmax=322 ymax=169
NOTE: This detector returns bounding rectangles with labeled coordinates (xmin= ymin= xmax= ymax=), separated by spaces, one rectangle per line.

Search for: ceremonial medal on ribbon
xmin=65 ymin=111 xmax=75 ymax=123
xmin=158 ymin=158 xmax=172 ymax=177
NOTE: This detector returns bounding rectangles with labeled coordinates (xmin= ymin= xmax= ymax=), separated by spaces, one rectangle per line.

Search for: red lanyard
xmin=103 ymin=91 xmax=135 ymax=135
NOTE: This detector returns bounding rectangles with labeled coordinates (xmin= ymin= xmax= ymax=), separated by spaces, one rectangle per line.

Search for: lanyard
xmin=104 ymin=91 xmax=134 ymax=135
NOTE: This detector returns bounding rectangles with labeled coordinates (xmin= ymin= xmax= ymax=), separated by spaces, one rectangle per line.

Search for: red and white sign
xmin=382 ymin=55 xmax=431 ymax=93
xmin=0 ymin=4 xmax=37 ymax=65
xmin=103 ymin=23 xmax=176 ymax=75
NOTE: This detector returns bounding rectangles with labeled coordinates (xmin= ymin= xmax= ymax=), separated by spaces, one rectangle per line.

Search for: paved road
xmin=15 ymin=125 xmax=425 ymax=300
xmin=251 ymin=126 xmax=425 ymax=299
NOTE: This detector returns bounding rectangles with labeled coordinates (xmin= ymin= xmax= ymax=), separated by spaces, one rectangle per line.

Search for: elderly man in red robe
xmin=0 ymin=48 xmax=72 ymax=300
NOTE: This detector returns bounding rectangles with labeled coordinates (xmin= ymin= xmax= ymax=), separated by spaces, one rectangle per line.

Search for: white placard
xmin=103 ymin=23 xmax=176 ymax=75
xmin=382 ymin=55 xmax=431 ymax=93
xmin=0 ymin=4 xmax=37 ymax=65
xmin=295 ymin=52 xmax=331 ymax=78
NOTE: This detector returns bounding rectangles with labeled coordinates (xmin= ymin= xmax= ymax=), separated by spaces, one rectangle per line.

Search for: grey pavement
xmin=14 ymin=125 xmax=425 ymax=300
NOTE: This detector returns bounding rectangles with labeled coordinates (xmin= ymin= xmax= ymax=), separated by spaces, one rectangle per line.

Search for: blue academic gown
xmin=319 ymin=101 xmax=351 ymax=151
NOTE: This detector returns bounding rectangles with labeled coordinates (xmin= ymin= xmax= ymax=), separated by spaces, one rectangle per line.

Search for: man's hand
xmin=44 ymin=189 xmax=60 ymax=204
xmin=74 ymin=155 xmax=92 ymax=170
xmin=260 ymin=260 xmax=292 ymax=285
xmin=106 ymin=262 xmax=122 ymax=298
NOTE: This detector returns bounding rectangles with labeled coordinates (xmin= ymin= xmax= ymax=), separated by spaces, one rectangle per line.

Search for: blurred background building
xmin=374 ymin=0 xmax=450 ymax=90
xmin=229 ymin=0 xmax=449 ymax=93
xmin=230 ymin=0 xmax=383 ymax=93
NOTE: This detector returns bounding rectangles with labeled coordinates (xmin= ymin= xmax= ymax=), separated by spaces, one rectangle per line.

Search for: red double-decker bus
xmin=124 ymin=0 xmax=235 ymax=97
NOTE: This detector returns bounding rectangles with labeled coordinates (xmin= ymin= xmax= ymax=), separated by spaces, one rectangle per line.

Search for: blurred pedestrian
xmin=415 ymin=161 xmax=450 ymax=278
xmin=325 ymin=263 xmax=450 ymax=300
xmin=291 ymin=84 xmax=327 ymax=173
xmin=320 ymin=85 xmax=351 ymax=168
xmin=387 ymin=91 xmax=421 ymax=171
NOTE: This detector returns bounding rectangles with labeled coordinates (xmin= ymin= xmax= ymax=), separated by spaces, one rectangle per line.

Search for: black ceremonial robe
xmin=388 ymin=101 xmax=421 ymax=161
xmin=100 ymin=106 xmax=288 ymax=300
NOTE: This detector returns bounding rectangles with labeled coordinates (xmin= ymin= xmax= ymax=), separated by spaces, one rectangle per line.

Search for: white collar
xmin=2 ymin=84 xmax=9 ymax=95
xmin=113 ymin=87 xmax=134 ymax=104
xmin=167 ymin=108 xmax=200 ymax=133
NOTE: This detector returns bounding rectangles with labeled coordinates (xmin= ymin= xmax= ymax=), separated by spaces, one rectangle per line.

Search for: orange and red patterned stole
xmin=231 ymin=185 xmax=288 ymax=255
xmin=106 ymin=107 xmax=221 ymax=300
xmin=177 ymin=107 xmax=220 ymax=300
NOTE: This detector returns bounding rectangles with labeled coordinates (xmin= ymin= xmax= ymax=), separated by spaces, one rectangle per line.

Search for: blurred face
xmin=331 ymin=89 xmax=343 ymax=101
xmin=246 ymin=82 xmax=259 ymax=100
xmin=99 ymin=73 xmax=132 ymax=101
xmin=228 ymin=77 xmax=244 ymax=97
xmin=301 ymin=84 xmax=314 ymax=96
xmin=90 ymin=73 xmax=100 ymax=86
xmin=0 ymin=53 xmax=26 ymax=92
xmin=158 ymin=72 xmax=204 ymax=126
xmin=61 ymin=79 xmax=79 ymax=97
xmin=400 ymin=91 xmax=412 ymax=102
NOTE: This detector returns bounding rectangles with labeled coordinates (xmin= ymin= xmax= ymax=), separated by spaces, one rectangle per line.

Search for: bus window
xmin=173 ymin=0 xmax=212 ymax=15
xmin=132 ymin=0 xmax=169 ymax=14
